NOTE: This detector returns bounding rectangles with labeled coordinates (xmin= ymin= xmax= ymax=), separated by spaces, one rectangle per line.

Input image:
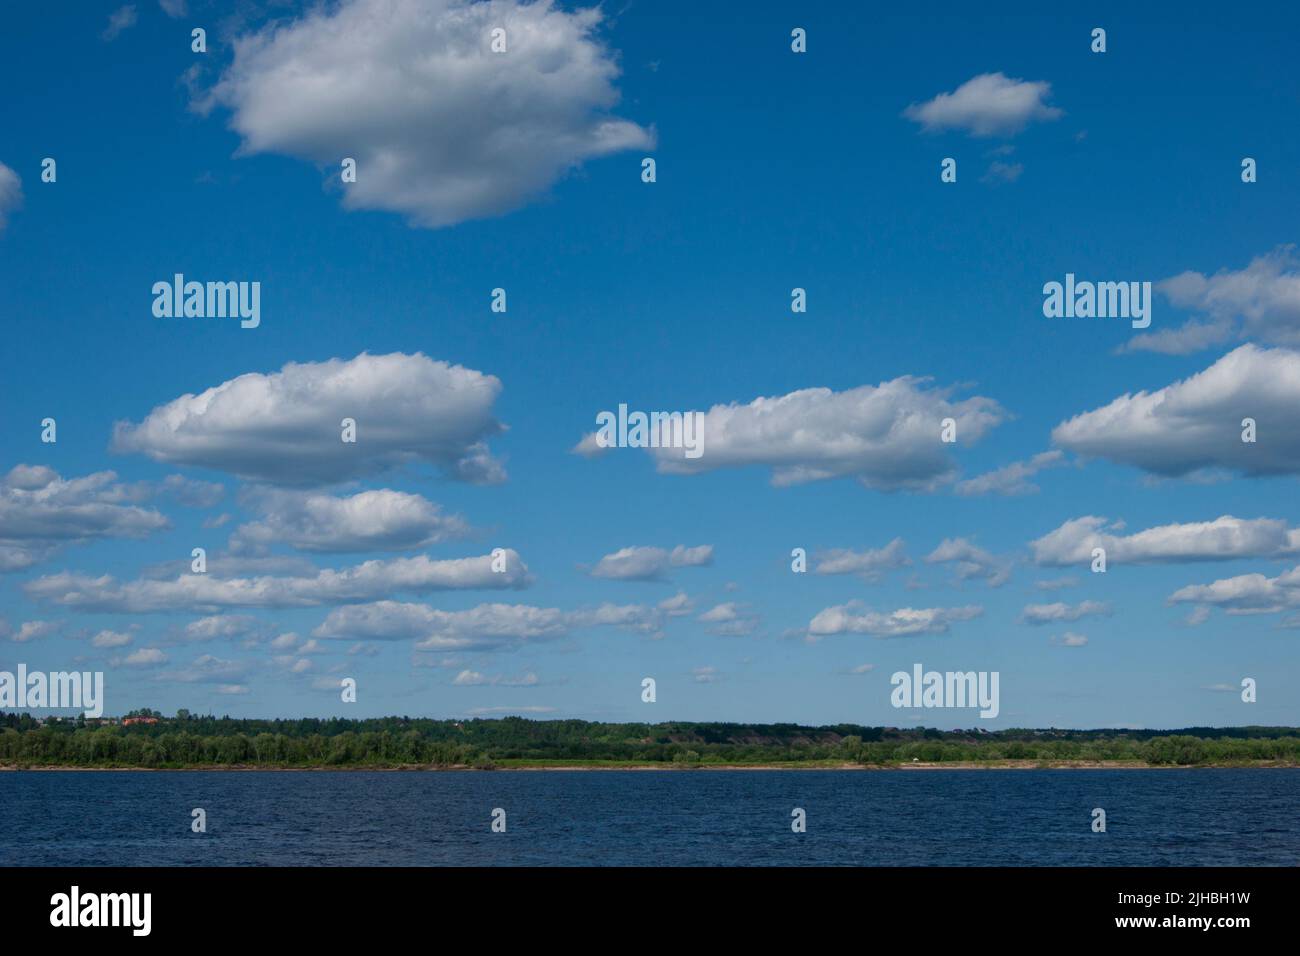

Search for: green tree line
xmin=2 ymin=713 xmax=1298 ymax=767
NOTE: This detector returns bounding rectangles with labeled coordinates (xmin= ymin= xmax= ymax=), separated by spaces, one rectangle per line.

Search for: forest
xmin=2 ymin=711 xmax=1298 ymax=768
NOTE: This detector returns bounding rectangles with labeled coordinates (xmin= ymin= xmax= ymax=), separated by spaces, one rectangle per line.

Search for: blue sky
xmin=2 ymin=0 xmax=1299 ymax=728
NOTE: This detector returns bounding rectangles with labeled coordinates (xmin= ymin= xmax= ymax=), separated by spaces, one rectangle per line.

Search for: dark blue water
xmin=2 ymin=769 xmax=1296 ymax=866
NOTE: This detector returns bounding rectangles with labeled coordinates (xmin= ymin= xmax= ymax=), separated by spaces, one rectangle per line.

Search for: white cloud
xmin=1126 ymin=247 xmax=1300 ymax=353
xmin=231 ymin=488 xmax=470 ymax=553
xmin=814 ymin=538 xmax=909 ymax=581
xmin=24 ymin=550 xmax=530 ymax=613
xmin=158 ymin=654 xmax=249 ymax=683
xmin=0 ymin=619 xmax=59 ymax=643
xmin=121 ymin=647 xmax=167 ymax=667
xmin=91 ymin=630 xmax=134 ymax=649
xmin=692 ymin=666 xmax=718 ymax=683
xmin=924 ymin=538 xmax=1011 ymax=587
xmin=955 ymin=450 xmax=1066 ymax=496
xmin=1019 ymin=600 xmax=1110 ymax=625
xmin=1049 ymin=632 xmax=1089 ymax=647
xmin=452 ymin=669 xmax=538 ymax=687
xmin=0 ymin=162 xmax=22 ymax=232
xmin=203 ymin=0 xmax=653 ymax=229
xmin=112 ymin=353 xmax=505 ymax=486
xmin=697 ymin=602 xmax=759 ymax=636
xmin=981 ymin=160 xmax=1023 ymax=184
xmin=586 ymin=544 xmax=713 ymax=581
xmin=807 ymin=602 xmax=983 ymax=640
xmin=1052 ymin=345 xmax=1300 ymax=478
xmin=1031 ymin=515 xmax=1300 ymax=566
xmin=182 ymin=614 xmax=261 ymax=643
xmin=316 ymin=601 xmax=565 ymax=650
xmin=581 ymin=377 xmax=1005 ymax=492
xmin=903 ymin=72 xmax=1062 ymax=137
xmin=0 ymin=466 xmax=170 ymax=572
xmin=158 ymin=0 xmax=186 ymax=17
xmin=1168 ymin=565 xmax=1300 ymax=615
xmin=315 ymin=597 xmax=680 ymax=650
xmin=102 ymin=5 xmax=138 ymax=42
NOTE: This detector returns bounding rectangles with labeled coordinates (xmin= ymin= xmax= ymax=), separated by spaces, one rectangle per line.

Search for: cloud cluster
xmin=1126 ymin=247 xmax=1300 ymax=354
xmin=697 ymin=602 xmax=759 ymax=636
xmin=1169 ymin=565 xmax=1300 ymax=615
xmin=231 ymin=488 xmax=470 ymax=553
xmin=0 ymin=466 xmax=170 ymax=572
xmin=1019 ymin=600 xmax=1110 ymax=625
xmin=814 ymin=538 xmax=910 ymax=581
xmin=582 ymin=377 xmax=1005 ymax=492
xmin=24 ymin=550 xmax=530 ymax=612
xmin=955 ymin=450 xmax=1066 ymax=497
xmin=113 ymin=353 xmax=506 ymax=486
xmin=903 ymin=72 xmax=1062 ymax=137
xmin=807 ymin=602 xmax=983 ymax=639
xmin=315 ymin=595 xmax=682 ymax=651
xmin=1032 ymin=515 xmax=1300 ymax=566
xmin=586 ymin=544 xmax=713 ymax=581
xmin=1052 ymin=345 xmax=1300 ymax=478
xmin=924 ymin=538 xmax=1011 ymax=587
xmin=205 ymin=0 xmax=653 ymax=228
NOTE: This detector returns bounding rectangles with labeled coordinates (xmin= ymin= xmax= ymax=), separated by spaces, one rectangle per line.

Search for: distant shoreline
xmin=4 ymin=759 xmax=1298 ymax=772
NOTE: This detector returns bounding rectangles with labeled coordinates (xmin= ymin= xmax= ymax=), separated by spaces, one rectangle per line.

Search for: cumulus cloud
xmin=112 ymin=353 xmax=506 ymax=486
xmin=1052 ymin=345 xmax=1300 ymax=478
xmin=697 ymin=602 xmax=759 ymax=636
xmin=814 ymin=538 xmax=909 ymax=581
xmin=578 ymin=377 xmax=1005 ymax=492
xmin=231 ymin=488 xmax=470 ymax=553
xmin=1019 ymin=600 xmax=1110 ymax=625
xmin=586 ymin=544 xmax=713 ymax=581
xmin=0 ymin=162 xmax=22 ymax=232
xmin=121 ymin=647 xmax=167 ymax=668
xmin=1031 ymin=515 xmax=1300 ymax=566
xmin=903 ymin=72 xmax=1062 ymax=137
xmin=1168 ymin=565 xmax=1300 ymax=615
xmin=925 ymin=538 xmax=1011 ymax=587
xmin=0 ymin=619 xmax=59 ymax=643
xmin=202 ymin=0 xmax=653 ymax=228
xmin=1126 ymin=247 xmax=1300 ymax=354
xmin=181 ymin=614 xmax=262 ymax=643
xmin=91 ymin=630 xmax=134 ymax=649
xmin=24 ymin=550 xmax=530 ymax=613
xmin=955 ymin=450 xmax=1066 ymax=497
xmin=0 ymin=466 xmax=170 ymax=572
xmin=806 ymin=602 xmax=983 ymax=640
xmin=315 ymin=596 xmax=683 ymax=650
